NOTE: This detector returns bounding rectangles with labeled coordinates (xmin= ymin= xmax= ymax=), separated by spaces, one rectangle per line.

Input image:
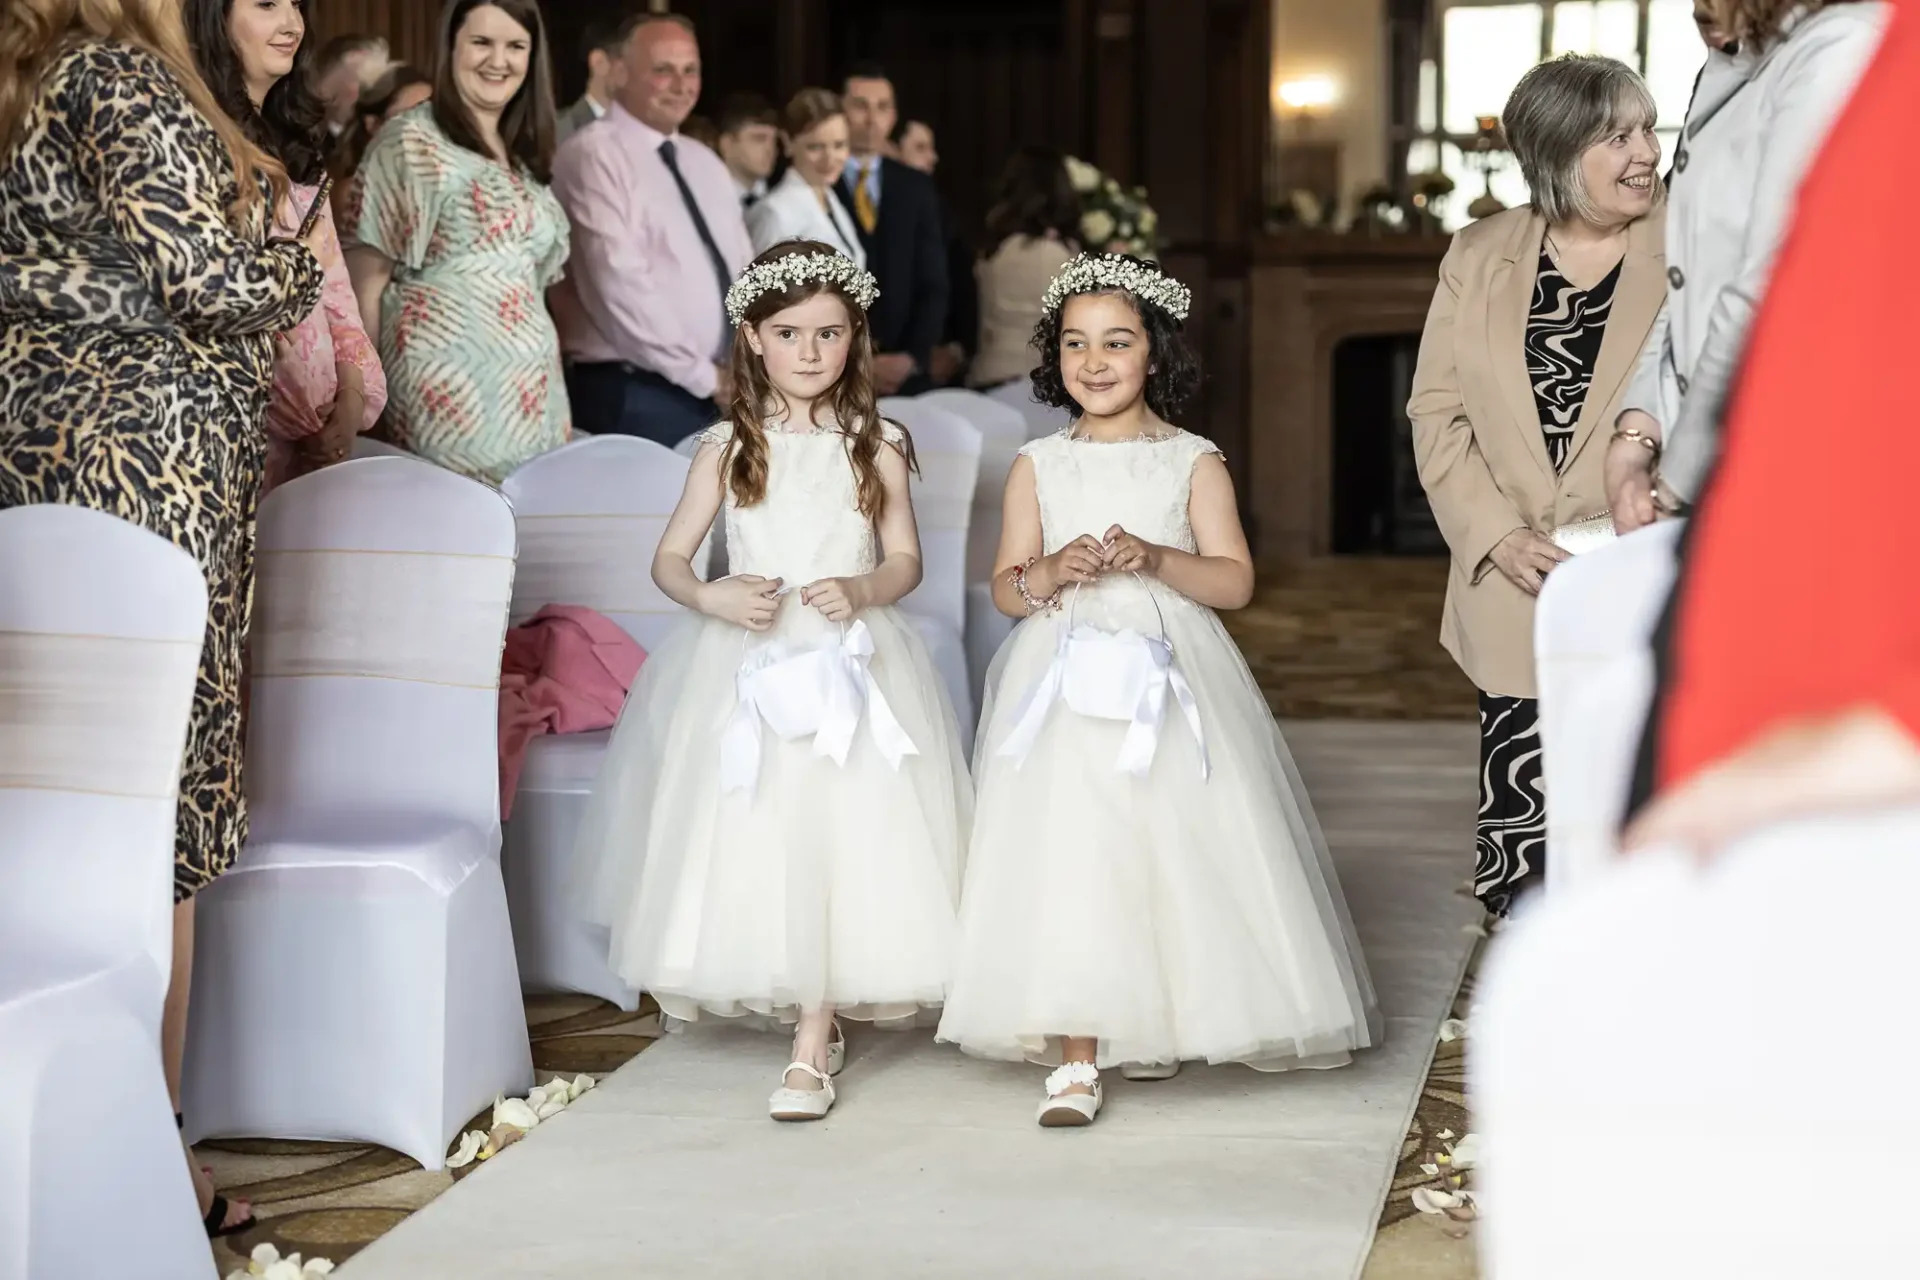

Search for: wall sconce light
xmin=1275 ymin=76 xmax=1338 ymax=115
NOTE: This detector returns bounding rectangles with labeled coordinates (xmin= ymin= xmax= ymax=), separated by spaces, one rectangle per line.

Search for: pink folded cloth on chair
xmin=498 ymin=605 xmax=645 ymax=818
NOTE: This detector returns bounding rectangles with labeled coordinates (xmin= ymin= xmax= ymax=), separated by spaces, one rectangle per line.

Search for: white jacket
xmin=1624 ymin=2 xmax=1887 ymax=500
xmin=745 ymin=168 xmax=867 ymax=267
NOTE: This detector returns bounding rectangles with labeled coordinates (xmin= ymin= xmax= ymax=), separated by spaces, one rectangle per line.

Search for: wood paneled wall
xmin=311 ymin=0 xmax=438 ymax=71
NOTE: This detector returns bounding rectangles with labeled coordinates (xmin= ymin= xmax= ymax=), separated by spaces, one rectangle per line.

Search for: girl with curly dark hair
xmin=937 ymin=255 xmax=1378 ymax=1126
xmin=187 ymin=0 xmax=387 ymax=488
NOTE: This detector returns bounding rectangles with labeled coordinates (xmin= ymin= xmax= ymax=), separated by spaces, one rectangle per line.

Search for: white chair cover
xmin=351 ymin=435 xmax=409 ymax=460
xmin=879 ymin=397 xmax=981 ymax=744
xmin=1534 ymin=519 xmax=1685 ymax=896
xmin=497 ymin=436 xmax=697 ymax=1010
xmin=917 ymin=390 xmax=1028 ymax=706
xmin=184 ymin=457 xmax=530 ymax=1171
xmin=1477 ymin=807 xmax=1920 ymax=1279
xmin=0 ymin=505 xmax=212 ymax=1280
xmin=917 ymin=388 xmax=1026 ymax=576
xmin=671 ymin=431 xmax=726 ymax=580
xmin=984 ymin=378 xmax=1073 ymax=441
xmin=0 ymin=980 xmax=213 ymax=1280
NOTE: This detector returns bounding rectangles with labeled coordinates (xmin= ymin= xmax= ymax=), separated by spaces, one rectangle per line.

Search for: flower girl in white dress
xmin=937 ymin=254 xmax=1380 ymax=1125
xmin=574 ymin=242 xmax=970 ymax=1121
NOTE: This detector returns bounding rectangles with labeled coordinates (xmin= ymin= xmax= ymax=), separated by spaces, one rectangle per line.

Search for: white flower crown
xmin=725 ymin=250 xmax=881 ymax=326
xmin=1041 ymin=253 xmax=1191 ymax=323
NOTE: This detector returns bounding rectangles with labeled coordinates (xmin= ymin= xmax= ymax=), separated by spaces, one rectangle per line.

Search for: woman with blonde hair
xmin=0 ymin=0 xmax=324 ymax=1238
xmin=745 ymin=87 xmax=867 ymax=265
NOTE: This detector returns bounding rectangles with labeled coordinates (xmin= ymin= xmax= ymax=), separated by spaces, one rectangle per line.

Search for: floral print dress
xmin=264 ymin=183 xmax=388 ymax=492
xmin=347 ymin=105 xmax=571 ymax=483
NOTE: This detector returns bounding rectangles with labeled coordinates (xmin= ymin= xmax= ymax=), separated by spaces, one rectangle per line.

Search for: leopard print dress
xmin=0 ymin=42 xmax=324 ymax=900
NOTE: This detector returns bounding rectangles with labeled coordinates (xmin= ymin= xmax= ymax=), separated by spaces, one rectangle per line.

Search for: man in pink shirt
xmin=550 ymin=13 xmax=752 ymax=446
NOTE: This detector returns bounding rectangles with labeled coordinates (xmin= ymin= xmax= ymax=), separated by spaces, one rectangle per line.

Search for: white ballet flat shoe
xmin=769 ymin=1062 xmax=836 ymax=1122
xmin=1036 ymin=1062 xmax=1102 ymax=1128
xmin=1119 ymin=1061 xmax=1182 ymax=1082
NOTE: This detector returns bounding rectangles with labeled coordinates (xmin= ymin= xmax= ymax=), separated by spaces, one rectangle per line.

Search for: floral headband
xmin=1041 ymin=253 xmax=1191 ymax=323
xmin=725 ymin=250 xmax=881 ymax=326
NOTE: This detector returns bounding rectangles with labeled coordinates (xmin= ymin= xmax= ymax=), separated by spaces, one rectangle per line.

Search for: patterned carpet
xmin=199 ymin=555 xmax=1483 ymax=1276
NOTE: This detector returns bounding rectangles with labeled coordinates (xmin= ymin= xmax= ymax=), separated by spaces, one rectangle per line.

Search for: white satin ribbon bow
xmin=995 ymin=623 xmax=1210 ymax=780
xmin=719 ymin=618 xmax=919 ymax=797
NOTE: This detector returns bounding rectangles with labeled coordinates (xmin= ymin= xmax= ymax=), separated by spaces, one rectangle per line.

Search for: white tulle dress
xmin=936 ymin=428 xmax=1381 ymax=1070
xmin=573 ymin=420 xmax=971 ymax=1026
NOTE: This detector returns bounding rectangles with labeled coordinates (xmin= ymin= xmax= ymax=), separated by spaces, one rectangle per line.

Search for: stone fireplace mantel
xmin=1245 ymin=233 xmax=1451 ymax=560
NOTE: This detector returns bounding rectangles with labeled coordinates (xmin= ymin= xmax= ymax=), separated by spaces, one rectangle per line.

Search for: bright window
xmin=1413 ymin=0 xmax=1707 ymax=229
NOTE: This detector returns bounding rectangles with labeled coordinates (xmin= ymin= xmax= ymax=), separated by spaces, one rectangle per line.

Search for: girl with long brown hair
xmin=0 ymin=0 xmax=325 ymax=1239
xmin=572 ymin=241 xmax=969 ymax=1124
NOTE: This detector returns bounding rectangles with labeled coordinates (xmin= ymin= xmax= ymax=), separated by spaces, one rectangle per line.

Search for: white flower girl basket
xmin=996 ymin=577 xmax=1209 ymax=779
xmin=718 ymin=589 xmax=919 ymax=797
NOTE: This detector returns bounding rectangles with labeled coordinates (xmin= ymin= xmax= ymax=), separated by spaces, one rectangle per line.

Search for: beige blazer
xmin=1407 ymin=206 xmax=1666 ymax=699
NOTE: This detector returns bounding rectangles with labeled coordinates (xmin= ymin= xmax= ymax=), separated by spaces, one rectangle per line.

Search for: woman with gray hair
xmin=1407 ymin=55 xmax=1668 ymax=914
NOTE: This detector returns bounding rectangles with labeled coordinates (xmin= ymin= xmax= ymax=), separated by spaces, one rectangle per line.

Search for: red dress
xmin=1645 ymin=0 xmax=1920 ymax=793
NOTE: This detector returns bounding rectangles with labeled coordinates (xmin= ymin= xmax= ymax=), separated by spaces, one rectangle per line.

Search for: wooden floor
xmin=1229 ymin=557 xmax=1475 ymax=723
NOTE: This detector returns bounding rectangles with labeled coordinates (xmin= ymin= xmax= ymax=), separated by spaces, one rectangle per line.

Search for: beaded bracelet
xmin=1010 ymin=558 xmax=1061 ymax=616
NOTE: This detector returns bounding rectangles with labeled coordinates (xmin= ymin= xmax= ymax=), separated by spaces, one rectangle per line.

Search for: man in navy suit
xmin=835 ymin=65 xmax=950 ymax=396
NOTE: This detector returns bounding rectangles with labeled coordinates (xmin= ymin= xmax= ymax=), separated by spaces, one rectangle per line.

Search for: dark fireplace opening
xmin=1331 ymin=334 xmax=1445 ymax=556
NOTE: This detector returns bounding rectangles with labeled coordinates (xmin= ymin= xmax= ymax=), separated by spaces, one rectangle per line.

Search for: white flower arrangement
xmin=725 ymin=251 xmax=880 ymax=327
xmin=444 ymin=1073 xmax=597 ymax=1170
xmin=1062 ymin=156 xmax=1160 ymax=259
xmin=226 ymin=1243 xmax=334 ymax=1280
xmin=1041 ymin=253 xmax=1192 ymax=323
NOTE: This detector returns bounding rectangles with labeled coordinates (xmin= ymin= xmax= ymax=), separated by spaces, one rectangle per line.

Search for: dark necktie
xmin=658 ymin=139 xmax=734 ymax=348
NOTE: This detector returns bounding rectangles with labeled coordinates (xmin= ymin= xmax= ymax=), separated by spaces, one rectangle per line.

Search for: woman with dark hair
xmin=188 ymin=0 xmax=387 ymax=489
xmin=345 ymin=0 xmax=570 ymax=482
xmin=0 ymin=0 xmax=323 ymax=1238
xmin=968 ymin=145 xmax=1082 ymax=389
xmin=327 ymin=62 xmax=431 ymax=224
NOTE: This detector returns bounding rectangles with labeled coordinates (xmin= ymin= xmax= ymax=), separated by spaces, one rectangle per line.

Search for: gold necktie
xmin=853 ymin=162 xmax=878 ymax=235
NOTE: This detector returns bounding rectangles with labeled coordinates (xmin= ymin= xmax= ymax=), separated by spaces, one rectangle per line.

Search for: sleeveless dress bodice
xmin=704 ymin=422 xmax=898 ymax=585
xmin=1023 ymin=428 xmax=1220 ymax=558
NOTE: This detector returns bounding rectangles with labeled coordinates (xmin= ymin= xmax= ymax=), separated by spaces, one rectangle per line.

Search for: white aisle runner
xmin=343 ymin=722 xmax=1478 ymax=1280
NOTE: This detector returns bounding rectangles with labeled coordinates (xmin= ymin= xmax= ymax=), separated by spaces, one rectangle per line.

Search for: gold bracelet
xmin=1610 ymin=425 xmax=1663 ymax=460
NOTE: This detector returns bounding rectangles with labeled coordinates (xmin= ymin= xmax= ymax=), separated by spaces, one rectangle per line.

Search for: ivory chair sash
xmin=0 ymin=504 xmax=211 ymax=1280
xmin=1534 ymin=518 xmax=1685 ymax=896
xmin=497 ymin=436 xmax=699 ymax=1009
xmin=879 ymin=396 xmax=982 ymax=747
xmin=184 ymin=457 xmax=530 ymax=1171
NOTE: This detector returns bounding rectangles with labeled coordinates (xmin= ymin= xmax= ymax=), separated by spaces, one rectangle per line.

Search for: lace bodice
xmin=702 ymin=421 xmax=899 ymax=585
xmin=1021 ymin=428 xmax=1223 ymax=556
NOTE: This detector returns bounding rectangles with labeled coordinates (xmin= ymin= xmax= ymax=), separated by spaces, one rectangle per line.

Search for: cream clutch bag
xmin=1550 ymin=512 xmax=1616 ymax=555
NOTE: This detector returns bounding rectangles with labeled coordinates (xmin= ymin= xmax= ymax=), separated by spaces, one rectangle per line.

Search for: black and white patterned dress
xmin=1475 ymin=248 xmax=1621 ymax=916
